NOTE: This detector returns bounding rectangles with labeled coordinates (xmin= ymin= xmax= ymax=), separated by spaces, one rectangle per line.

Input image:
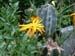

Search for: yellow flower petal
xmin=27 ymin=28 xmax=32 ymax=36
xmin=37 ymin=28 xmax=43 ymax=34
xmin=69 ymin=13 xmax=75 ymax=16
xmin=19 ymin=16 xmax=45 ymax=37
xmin=69 ymin=13 xmax=75 ymax=26
xmin=31 ymin=16 xmax=41 ymax=23
xmin=19 ymin=25 xmax=30 ymax=31
xmin=27 ymin=27 xmax=36 ymax=36
xmin=73 ymin=16 xmax=75 ymax=26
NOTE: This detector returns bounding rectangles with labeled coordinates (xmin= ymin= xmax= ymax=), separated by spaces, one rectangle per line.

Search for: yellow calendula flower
xmin=69 ymin=13 xmax=75 ymax=26
xmin=19 ymin=16 xmax=45 ymax=37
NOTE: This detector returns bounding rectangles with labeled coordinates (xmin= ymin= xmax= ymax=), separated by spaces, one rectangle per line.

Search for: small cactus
xmin=37 ymin=4 xmax=57 ymax=36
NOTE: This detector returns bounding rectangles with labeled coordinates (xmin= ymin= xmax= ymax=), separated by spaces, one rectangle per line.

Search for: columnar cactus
xmin=37 ymin=4 xmax=57 ymax=36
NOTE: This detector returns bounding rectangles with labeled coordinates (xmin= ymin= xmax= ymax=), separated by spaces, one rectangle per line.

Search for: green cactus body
xmin=37 ymin=4 xmax=57 ymax=36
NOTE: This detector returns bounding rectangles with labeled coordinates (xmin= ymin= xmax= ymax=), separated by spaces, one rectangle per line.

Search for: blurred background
xmin=0 ymin=0 xmax=75 ymax=56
